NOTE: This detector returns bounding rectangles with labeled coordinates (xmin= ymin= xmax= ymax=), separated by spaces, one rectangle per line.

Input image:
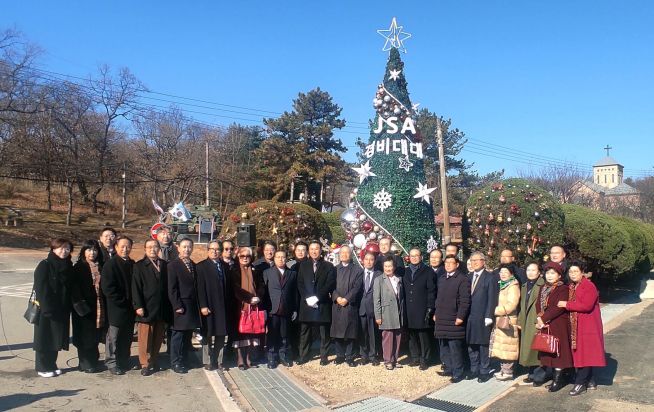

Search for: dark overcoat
xmin=330 ymin=263 xmax=363 ymax=339
xmin=359 ymin=269 xmax=382 ymax=317
xmin=434 ymin=271 xmax=471 ymax=339
xmin=167 ymin=258 xmax=201 ymax=331
xmin=71 ymin=260 xmax=101 ymax=349
xmin=465 ymin=269 xmax=498 ymax=345
xmin=131 ymin=257 xmax=172 ymax=324
xmin=297 ymin=258 xmax=336 ymax=324
xmin=374 ymin=253 xmax=405 ymax=277
xmin=228 ymin=264 xmax=266 ymax=340
xmin=33 ymin=254 xmax=72 ymax=352
xmin=536 ymin=284 xmax=573 ymax=368
xmin=196 ymin=258 xmax=229 ymax=337
xmin=101 ymin=256 xmax=135 ymax=327
xmin=403 ymin=263 xmax=436 ymax=329
xmin=263 ymin=266 xmax=298 ymax=317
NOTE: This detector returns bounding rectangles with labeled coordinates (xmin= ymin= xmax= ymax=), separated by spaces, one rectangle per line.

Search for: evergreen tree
xmin=344 ymin=47 xmax=438 ymax=258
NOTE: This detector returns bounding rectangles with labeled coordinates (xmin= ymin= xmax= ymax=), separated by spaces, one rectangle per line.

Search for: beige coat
xmin=490 ymin=280 xmax=520 ymax=361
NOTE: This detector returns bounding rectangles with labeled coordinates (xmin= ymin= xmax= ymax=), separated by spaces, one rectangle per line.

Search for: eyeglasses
xmin=238 ymin=255 xmax=252 ymax=259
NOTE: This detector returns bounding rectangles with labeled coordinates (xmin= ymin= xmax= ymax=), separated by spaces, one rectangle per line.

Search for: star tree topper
xmin=413 ymin=182 xmax=437 ymax=204
xmin=352 ymin=160 xmax=377 ymax=183
xmin=377 ymin=17 xmax=412 ymax=53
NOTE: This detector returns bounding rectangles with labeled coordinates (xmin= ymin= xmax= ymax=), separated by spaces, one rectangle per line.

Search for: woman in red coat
xmin=535 ymin=262 xmax=573 ymax=392
xmin=557 ymin=261 xmax=605 ymax=396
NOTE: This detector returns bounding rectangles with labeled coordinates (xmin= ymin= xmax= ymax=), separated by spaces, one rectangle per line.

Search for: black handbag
xmin=23 ymin=289 xmax=40 ymax=324
xmin=73 ymin=300 xmax=91 ymax=317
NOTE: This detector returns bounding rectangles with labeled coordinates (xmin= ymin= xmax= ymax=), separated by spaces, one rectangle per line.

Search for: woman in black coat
xmin=33 ymin=238 xmax=74 ymax=378
xmin=71 ymin=240 xmax=105 ymax=373
xmin=229 ymin=247 xmax=266 ymax=370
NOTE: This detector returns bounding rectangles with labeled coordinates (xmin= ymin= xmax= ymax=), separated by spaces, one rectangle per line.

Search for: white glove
xmin=250 ymin=296 xmax=260 ymax=305
xmin=291 ymin=311 xmax=297 ymax=321
xmin=484 ymin=318 xmax=493 ymax=327
xmin=306 ymin=296 xmax=319 ymax=307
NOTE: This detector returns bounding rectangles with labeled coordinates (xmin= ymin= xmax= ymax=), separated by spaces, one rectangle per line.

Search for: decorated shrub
xmin=463 ymin=178 xmax=565 ymax=268
xmin=323 ymin=210 xmax=347 ymax=245
xmin=220 ymin=201 xmax=332 ymax=249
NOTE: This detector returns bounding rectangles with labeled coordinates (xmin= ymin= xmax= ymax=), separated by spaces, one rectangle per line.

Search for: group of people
xmin=31 ymin=229 xmax=606 ymax=396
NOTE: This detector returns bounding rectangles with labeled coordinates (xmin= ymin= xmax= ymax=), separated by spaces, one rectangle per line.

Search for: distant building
xmin=571 ymin=154 xmax=640 ymax=210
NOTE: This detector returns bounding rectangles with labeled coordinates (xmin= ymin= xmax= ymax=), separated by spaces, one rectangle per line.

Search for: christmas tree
xmin=341 ymin=18 xmax=438 ymax=260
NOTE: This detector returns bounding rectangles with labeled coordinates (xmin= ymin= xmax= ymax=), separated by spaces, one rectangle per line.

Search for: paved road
xmin=486 ymin=303 xmax=654 ymax=412
xmin=0 ymin=249 xmax=223 ymax=411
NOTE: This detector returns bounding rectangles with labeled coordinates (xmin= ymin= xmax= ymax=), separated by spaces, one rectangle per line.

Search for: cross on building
xmin=604 ymin=144 xmax=613 ymax=156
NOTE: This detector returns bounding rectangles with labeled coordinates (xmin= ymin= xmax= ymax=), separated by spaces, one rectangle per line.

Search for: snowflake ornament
xmin=373 ymin=188 xmax=393 ymax=212
xmin=426 ymin=236 xmax=438 ymax=253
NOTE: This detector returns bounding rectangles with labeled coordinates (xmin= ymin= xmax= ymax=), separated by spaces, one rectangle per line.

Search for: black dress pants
xmin=408 ymin=328 xmax=431 ymax=363
xmin=299 ymin=322 xmax=330 ymax=361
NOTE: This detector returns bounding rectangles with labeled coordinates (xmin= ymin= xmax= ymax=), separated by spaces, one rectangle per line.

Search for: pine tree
xmin=344 ymin=47 xmax=438 ymax=258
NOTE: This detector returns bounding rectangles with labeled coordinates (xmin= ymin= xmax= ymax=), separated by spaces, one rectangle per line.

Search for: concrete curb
xmin=203 ymin=369 xmax=243 ymax=412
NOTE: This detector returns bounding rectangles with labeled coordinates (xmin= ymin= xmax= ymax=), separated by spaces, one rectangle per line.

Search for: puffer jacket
xmin=490 ymin=280 xmax=520 ymax=361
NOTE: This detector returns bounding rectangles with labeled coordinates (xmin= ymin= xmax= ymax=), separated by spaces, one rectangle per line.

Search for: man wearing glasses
xmin=221 ymin=240 xmax=236 ymax=271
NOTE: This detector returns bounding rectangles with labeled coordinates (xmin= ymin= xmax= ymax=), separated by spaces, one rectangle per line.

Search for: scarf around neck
xmin=498 ymin=275 xmax=516 ymax=290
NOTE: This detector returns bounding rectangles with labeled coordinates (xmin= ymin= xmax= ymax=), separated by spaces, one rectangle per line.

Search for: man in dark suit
xmin=359 ymin=251 xmax=381 ymax=365
xmin=253 ymin=240 xmax=276 ymax=272
xmin=331 ymin=246 xmax=363 ymax=367
xmin=374 ymin=237 xmax=405 ymax=277
xmin=297 ymin=240 xmax=336 ymax=366
xmin=101 ymin=235 xmax=135 ymax=375
xmin=197 ymin=240 xmax=230 ymax=371
xmin=403 ymin=247 xmax=436 ymax=370
xmin=132 ymin=239 xmax=171 ymax=376
xmin=156 ymin=226 xmax=178 ymax=263
xmin=98 ymin=227 xmax=117 ymax=267
xmin=167 ymin=238 xmax=201 ymax=374
xmin=465 ymin=251 xmax=498 ymax=382
xmin=287 ymin=241 xmax=308 ymax=271
xmin=492 ymin=249 xmax=527 ymax=285
xmin=429 ymin=249 xmax=445 ymax=280
xmin=263 ymin=250 xmax=297 ymax=368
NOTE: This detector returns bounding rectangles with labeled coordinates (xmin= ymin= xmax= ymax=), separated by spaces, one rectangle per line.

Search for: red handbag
xmin=238 ymin=306 xmax=266 ymax=334
xmin=530 ymin=326 xmax=560 ymax=356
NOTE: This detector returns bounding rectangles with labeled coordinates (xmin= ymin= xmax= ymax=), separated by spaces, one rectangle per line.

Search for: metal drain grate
xmin=412 ymin=397 xmax=476 ymax=412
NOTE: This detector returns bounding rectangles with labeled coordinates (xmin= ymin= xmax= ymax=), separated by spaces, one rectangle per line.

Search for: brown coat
xmin=490 ymin=280 xmax=520 ymax=361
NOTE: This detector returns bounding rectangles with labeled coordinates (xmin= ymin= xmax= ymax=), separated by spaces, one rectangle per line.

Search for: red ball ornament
xmin=403 ymin=255 xmax=411 ymax=264
xmin=365 ymin=242 xmax=380 ymax=254
xmin=361 ymin=221 xmax=373 ymax=233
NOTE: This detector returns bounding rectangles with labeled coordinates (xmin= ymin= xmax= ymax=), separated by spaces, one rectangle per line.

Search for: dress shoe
xmin=54 ymin=369 xmax=63 ymax=376
xmin=108 ymin=367 xmax=125 ymax=376
xmin=419 ymin=363 xmax=428 ymax=371
xmin=334 ymin=357 xmax=345 ymax=365
xmin=346 ymin=359 xmax=356 ymax=367
xmin=569 ymin=384 xmax=587 ymax=396
xmin=587 ymin=379 xmax=597 ymax=390
xmin=141 ymin=367 xmax=153 ymax=376
xmin=37 ymin=371 xmax=56 ymax=378
xmin=319 ymin=358 xmax=329 ymax=366
xmin=280 ymin=359 xmax=293 ymax=367
xmin=267 ymin=362 xmax=277 ymax=369
xmin=496 ymin=372 xmax=513 ymax=381
xmin=359 ymin=358 xmax=369 ymax=366
xmin=548 ymin=369 xmax=566 ymax=392
xmin=478 ymin=373 xmax=492 ymax=383
xmin=295 ymin=358 xmax=307 ymax=366
xmin=466 ymin=372 xmax=479 ymax=380
xmin=385 ymin=363 xmax=394 ymax=370
xmin=371 ymin=359 xmax=380 ymax=366
xmin=172 ymin=365 xmax=188 ymax=374
xmin=409 ymin=360 xmax=420 ymax=367
xmin=450 ymin=375 xmax=464 ymax=383
xmin=204 ymin=364 xmax=217 ymax=371
xmin=217 ymin=364 xmax=229 ymax=372
xmin=522 ymin=377 xmax=534 ymax=384
xmin=437 ymin=371 xmax=453 ymax=377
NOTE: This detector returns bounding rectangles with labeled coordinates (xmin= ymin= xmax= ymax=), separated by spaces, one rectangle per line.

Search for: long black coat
xmin=434 ymin=271 xmax=471 ymax=339
xmin=167 ymin=258 xmax=201 ymax=331
xmin=229 ymin=264 xmax=266 ymax=340
xmin=263 ymin=266 xmax=298 ymax=316
xmin=374 ymin=253 xmax=405 ymax=277
xmin=359 ymin=269 xmax=382 ymax=317
xmin=131 ymin=257 xmax=172 ymax=324
xmin=330 ymin=263 xmax=363 ymax=339
xmin=465 ymin=269 xmax=498 ymax=345
xmin=196 ymin=258 xmax=229 ymax=337
xmin=101 ymin=256 xmax=135 ymax=327
xmin=297 ymin=258 xmax=336 ymax=324
xmin=71 ymin=260 xmax=101 ymax=349
xmin=33 ymin=254 xmax=72 ymax=352
xmin=403 ymin=263 xmax=436 ymax=329
xmin=98 ymin=245 xmax=114 ymax=268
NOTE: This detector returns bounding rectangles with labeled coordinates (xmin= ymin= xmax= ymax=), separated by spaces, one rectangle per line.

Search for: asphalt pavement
xmin=0 ymin=248 xmax=223 ymax=411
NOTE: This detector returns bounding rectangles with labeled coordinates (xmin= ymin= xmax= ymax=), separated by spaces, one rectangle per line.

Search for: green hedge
xmin=220 ymin=201 xmax=332 ymax=249
xmin=323 ymin=210 xmax=347 ymax=245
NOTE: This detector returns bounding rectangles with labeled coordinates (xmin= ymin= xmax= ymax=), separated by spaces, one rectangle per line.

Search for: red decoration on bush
xmin=361 ymin=221 xmax=373 ymax=233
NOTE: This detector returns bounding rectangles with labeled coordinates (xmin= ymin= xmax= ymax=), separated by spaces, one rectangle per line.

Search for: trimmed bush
xmin=323 ymin=210 xmax=347 ymax=245
xmin=220 ymin=200 xmax=331 ymax=249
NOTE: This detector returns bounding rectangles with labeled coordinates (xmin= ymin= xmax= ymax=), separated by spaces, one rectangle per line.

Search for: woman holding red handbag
xmin=229 ymin=247 xmax=266 ymax=370
xmin=535 ymin=262 xmax=573 ymax=392
xmin=557 ymin=261 xmax=605 ymax=396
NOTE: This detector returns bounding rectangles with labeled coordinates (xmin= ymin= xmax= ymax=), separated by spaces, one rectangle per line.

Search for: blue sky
xmin=2 ymin=1 xmax=653 ymax=178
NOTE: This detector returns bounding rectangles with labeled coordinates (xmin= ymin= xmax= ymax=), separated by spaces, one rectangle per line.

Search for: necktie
xmin=365 ymin=271 xmax=371 ymax=292
xmin=472 ymin=272 xmax=480 ymax=293
xmin=313 ymin=260 xmax=318 ymax=273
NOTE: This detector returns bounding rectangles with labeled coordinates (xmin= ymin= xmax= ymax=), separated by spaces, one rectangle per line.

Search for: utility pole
xmin=437 ymin=119 xmax=451 ymax=245
xmin=205 ymin=141 xmax=210 ymax=207
xmin=121 ymin=162 xmax=127 ymax=229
